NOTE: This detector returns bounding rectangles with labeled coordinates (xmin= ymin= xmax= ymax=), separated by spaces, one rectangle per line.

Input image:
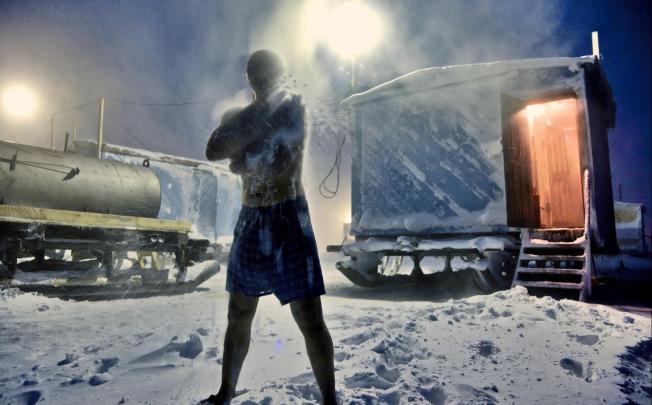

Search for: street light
xmin=301 ymin=1 xmax=385 ymax=228
xmin=1 ymin=83 xmax=38 ymax=121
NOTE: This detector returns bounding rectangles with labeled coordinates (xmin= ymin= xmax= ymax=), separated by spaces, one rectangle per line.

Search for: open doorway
xmin=503 ymin=96 xmax=584 ymax=228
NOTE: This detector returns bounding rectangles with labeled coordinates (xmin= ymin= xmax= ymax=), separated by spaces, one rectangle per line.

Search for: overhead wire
xmin=106 ymin=97 xmax=227 ymax=107
xmin=46 ymin=95 xmax=227 ymax=118
xmin=44 ymin=95 xmax=226 ymax=149
xmin=47 ymin=98 xmax=99 ymax=117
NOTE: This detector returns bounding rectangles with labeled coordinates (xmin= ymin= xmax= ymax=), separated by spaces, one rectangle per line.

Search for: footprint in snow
xmin=560 ymin=357 xmax=584 ymax=377
xmin=205 ymin=347 xmax=219 ymax=359
xmin=88 ymin=373 xmax=111 ymax=386
xmin=96 ymin=357 xmax=119 ymax=373
xmin=57 ymin=353 xmax=78 ymax=366
xmin=475 ymin=340 xmax=500 ymax=357
xmin=285 ymin=382 xmax=322 ymax=401
xmin=372 ymin=339 xmax=415 ymax=365
xmin=340 ymin=331 xmax=377 ymax=345
xmin=5 ymin=390 xmax=42 ymax=405
xmin=129 ymin=333 xmax=203 ymax=364
xmin=378 ymin=390 xmax=402 ymax=405
xmin=418 ymin=384 xmax=448 ymax=405
xmin=334 ymin=351 xmax=351 ymax=362
xmin=375 ymin=363 xmax=401 ymax=383
xmin=544 ymin=308 xmax=557 ymax=320
xmin=344 ymin=371 xmax=394 ymax=389
xmin=455 ymin=383 xmax=498 ymax=404
xmin=575 ymin=334 xmax=599 ymax=346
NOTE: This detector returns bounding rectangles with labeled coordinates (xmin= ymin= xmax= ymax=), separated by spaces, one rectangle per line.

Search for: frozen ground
xmin=0 ymin=256 xmax=650 ymax=405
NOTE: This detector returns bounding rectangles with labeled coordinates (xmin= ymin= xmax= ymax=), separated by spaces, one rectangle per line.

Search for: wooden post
xmin=97 ymin=97 xmax=105 ymax=159
xmin=350 ymin=58 xmax=357 ymax=92
xmin=592 ymin=31 xmax=600 ymax=58
xmin=50 ymin=115 xmax=55 ymax=150
xmin=72 ymin=121 xmax=77 ymax=152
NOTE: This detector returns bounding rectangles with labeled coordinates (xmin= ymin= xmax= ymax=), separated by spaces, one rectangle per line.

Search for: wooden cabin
xmin=336 ymin=56 xmax=618 ymax=300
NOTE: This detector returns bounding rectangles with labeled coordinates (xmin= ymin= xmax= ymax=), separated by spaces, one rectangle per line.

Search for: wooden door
xmin=531 ymin=99 xmax=584 ymax=228
xmin=502 ymin=95 xmax=538 ymax=228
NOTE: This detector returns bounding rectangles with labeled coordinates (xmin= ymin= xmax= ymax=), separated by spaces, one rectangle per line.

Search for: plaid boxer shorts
xmin=226 ymin=195 xmax=326 ymax=305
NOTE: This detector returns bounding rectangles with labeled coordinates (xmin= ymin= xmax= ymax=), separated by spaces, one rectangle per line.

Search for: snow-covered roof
xmin=342 ymin=55 xmax=598 ymax=106
xmin=103 ymin=142 xmax=232 ymax=174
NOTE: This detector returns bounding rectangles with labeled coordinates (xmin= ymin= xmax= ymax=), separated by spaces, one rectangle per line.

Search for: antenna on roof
xmin=592 ymin=31 xmax=600 ymax=59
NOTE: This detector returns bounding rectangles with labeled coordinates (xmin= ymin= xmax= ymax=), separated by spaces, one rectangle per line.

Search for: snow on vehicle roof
xmin=342 ymin=55 xmax=598 ymax=106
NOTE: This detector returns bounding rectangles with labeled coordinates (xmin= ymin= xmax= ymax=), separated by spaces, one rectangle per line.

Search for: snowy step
xmin=514 ymin=280 xmax=583 ymax=290
xmin=516 ymin=267 xmax=585 ymax=276
xmin=519 ymin=253 xmax=585 ymax=261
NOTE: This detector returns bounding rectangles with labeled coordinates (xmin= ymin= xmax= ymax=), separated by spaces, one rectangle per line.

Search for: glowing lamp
xmin=303 ymin=1 xmax=384 ymax=60
xmin=1 ymin=83 xmax=38 ymax=120
xmin=326 ymin=1 xmax=383 ymax=59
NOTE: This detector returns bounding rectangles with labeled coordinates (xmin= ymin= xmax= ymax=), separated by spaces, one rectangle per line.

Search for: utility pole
xmin=97 ymin=97 xmax=105 ymax=159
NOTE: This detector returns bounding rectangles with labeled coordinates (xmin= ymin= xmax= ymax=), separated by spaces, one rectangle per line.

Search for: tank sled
xmin=327 ymin=235 xmax=519 ymax=293
xmin=0 ymin=205 xmax=219 ymax=300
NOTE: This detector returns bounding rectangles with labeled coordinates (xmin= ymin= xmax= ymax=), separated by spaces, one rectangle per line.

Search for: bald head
xmin=246 ymin=49 xmax=284 ymax=96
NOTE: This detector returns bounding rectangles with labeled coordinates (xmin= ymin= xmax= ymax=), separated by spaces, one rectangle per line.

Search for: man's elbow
xmin=205 ymin=145 xmax=218 ymax=161
xmin=205 ymin=143 xmax=228 ymax=161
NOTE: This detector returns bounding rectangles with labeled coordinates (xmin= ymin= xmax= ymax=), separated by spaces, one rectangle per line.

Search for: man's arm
xmin=205 ymin=104 xmax=271 ymax=161
xmin=246 ymin=96 xmax=305 ymax=177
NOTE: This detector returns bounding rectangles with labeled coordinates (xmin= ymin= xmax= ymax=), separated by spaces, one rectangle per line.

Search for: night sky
xmin=0 ymin=0 xmax=650 ymax=243
xmin=560 ymin=0 xmax=651 ymax=238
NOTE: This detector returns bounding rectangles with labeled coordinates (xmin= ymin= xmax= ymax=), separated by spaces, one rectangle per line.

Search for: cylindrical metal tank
xmin=0 ymin=140 xmax=161 ymax=218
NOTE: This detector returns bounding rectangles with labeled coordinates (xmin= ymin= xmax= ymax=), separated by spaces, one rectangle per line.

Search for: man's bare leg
xmin=290 ymin=296 xmax=337 ymax=404
xmin=210 ymin=292 xmax=259 ymax=404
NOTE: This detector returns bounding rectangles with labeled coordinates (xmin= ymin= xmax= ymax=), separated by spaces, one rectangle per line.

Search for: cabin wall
xmin=353 ymin=76 xmax=507 ymax=236
xmin=583 ymin=63 xmax=618 ymax=252
xmin=352 ymin=63 xmax=590 ymax=237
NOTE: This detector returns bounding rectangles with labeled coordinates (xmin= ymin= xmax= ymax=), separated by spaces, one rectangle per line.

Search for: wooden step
xmin=522 ymin=247 xmax=585 ymax=257
xmin=514 ymin=280 xmax=583 ymax=290
xmin=516 ymin=267 xmax=585 ymax=276
xmin=521 ymin=241 xmax=585 ymax=249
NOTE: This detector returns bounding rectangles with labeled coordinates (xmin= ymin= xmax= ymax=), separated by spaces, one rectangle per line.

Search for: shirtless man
xmin=203 ymin=50 xmax=337 ymax=405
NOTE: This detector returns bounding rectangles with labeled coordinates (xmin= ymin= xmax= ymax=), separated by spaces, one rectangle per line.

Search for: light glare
xmin=303 ymin=0 xmax=384 ymax=60
xmin=1 ymin=83 xmax=38 ymax=120
xmin=327 ymin=2 xmax=383 ymax=59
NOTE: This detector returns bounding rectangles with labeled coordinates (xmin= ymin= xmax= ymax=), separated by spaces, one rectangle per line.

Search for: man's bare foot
xmin=202 ymin=392 xmax=230 ymax=405
xmin=201 ymin=388 xmax=249 ymax=404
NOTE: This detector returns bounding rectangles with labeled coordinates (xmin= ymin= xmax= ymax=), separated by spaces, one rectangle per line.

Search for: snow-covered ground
xmin=1 ymin=256 xmax=650 ymax=405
